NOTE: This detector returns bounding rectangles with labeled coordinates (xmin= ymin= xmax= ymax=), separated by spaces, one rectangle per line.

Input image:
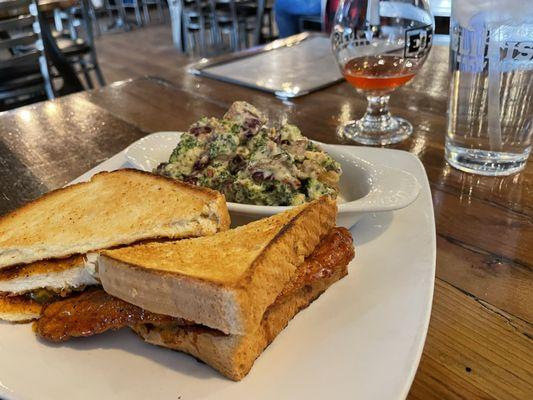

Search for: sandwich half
xmin=132 ymin=226 xmax=354 ymax=380
xmin=98 ymin=196 xmax=337 ymax=335
xmin=0 ymin=169 xmax=230 ymax=321
xmin=35 ymin=197 xmax=355 ymax=380
xmin=0 ymin=168 xmax=230 ymax=269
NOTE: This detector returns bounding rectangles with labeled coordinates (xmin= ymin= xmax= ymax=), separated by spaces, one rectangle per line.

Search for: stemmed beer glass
xmin=332 ymin=0 xmax=433 ymax=145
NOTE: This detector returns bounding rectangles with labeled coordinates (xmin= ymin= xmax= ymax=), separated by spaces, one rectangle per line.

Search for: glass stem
xmin=364 ymin=95 xmax=393 ymax=124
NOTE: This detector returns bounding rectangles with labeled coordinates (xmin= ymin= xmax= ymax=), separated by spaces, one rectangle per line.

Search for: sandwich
xmin=0 ymin=169 xmax=230 ymax=322
xmin=34 ymin=197 xmax=355 ymax=380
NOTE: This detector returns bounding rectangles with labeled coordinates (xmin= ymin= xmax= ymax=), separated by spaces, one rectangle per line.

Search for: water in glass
xmin=446 ymin=0 xmax=533 ymax=175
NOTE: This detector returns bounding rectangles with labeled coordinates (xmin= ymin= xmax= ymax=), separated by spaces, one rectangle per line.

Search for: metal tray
xmin=189 ymin=33 xmax=344 ymax=98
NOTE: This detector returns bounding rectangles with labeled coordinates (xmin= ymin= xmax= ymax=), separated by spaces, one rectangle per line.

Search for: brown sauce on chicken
xmin=34 ymin=288 xmax=193 ymax=341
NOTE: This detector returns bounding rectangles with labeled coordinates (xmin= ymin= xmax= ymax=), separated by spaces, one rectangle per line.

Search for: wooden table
xmin=0 ymin=45 xmax=531 ymax=399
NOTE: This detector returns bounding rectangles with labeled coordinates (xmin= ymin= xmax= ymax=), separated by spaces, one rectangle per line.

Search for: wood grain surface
xmin=0 ymin=42 xmax=531 ymax=399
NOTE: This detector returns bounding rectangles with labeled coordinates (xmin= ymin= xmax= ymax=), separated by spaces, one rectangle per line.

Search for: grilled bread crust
xmin=0 ymin=169 xmax=230 ymax=269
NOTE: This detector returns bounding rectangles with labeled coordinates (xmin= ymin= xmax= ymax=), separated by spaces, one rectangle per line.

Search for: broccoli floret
xmin=305 ymin=177 xmax=336 ymax=200
xmin=168 ymin=134 xmax=198 ymax=163
xmin=321 ymin=155 xmax=341 ymax=172
xmin=207 ymin=135 xmax=238 ymax=159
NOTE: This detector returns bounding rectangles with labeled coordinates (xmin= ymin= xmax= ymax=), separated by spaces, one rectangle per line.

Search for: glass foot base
xmin=339 ymin=117 xmax=413 ymax=146
xmin=445 ymin=143 xmax=530 ymax=176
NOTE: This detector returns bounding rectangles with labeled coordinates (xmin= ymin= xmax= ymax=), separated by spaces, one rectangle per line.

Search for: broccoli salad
xmin=156 ymin=101 xmax=341 ymax=206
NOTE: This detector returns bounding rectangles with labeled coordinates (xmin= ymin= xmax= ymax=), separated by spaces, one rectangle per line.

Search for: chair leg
xmin=169 ymin=1 xmax=183 ymax=51
xmin=117 ymin=0 xmax=131 ymax=30
xmin=242 ymin=23 xmax=249 ymax=48
xmin=198 ymin=14 xmax=207 ymax=55
xmin=90 ymin=50 xmax=106 ymax=86
xmin=157 ymin=0 xmax=164 ymax=22
xmin=93 ymin=16 xmax=102 ymax=37
xmin=94 ymin=63 xmax=106 ymax=86
xmin=53 ymin=9 xmax=63 ymax=32
xmin=39 ymin=55 xmax=55 ymax=99
xmin=231 ymin=22 xmax=239 ymax=50
xmin=105 ymin=0 xmax=114 ymax=20
xmin=142 ymin=3 xmax=150 ymax=24
xmin=222 ymin=31 xmax=229 ymax=49
xmin=89 ymin=5 xmax=102 ymax=37
xmin=187 ymin=33 xmax=192 ymax=54
xmin=77 ymin=58 xmax=94 ymax=89
xmin=237 ymin=21 xmax=246 ymax=50
xmin=189 ymin=31 xmax=197 ymax=55
xmin=134 ymin=2 xmax=143 ymax=26
xmin=209 ymin=25 xmax=217 ymax=48
xmin=181 ymin=12 xmax=190 ymax=53
xmin=68 ymin=15 xmax=78 ymax=39
xmin=198 ymin=31 xmax=206 ymax=55
xmin=268 ymin=10 xmax=273 ymax=38
xmin=185 ymin=30 xmax=194 ymax=54
xmin=229 ymin=29 xmax=236 ymax=51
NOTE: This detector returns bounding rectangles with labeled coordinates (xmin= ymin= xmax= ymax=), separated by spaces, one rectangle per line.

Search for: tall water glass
xmin=446 ymin=0 xmax=533 ymax=176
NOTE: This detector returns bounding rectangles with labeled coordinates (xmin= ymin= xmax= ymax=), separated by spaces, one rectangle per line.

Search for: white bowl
xmin=125 ymin=131 xmax=421 ymax=228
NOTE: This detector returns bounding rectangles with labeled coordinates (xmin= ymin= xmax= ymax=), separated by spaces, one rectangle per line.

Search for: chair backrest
xmin=209 ymin=0 xmax=237 ymax=27
xmin=0 ymin=0 xmax=54 ymax=99
xmin=211 ymin=0 xmax=265 ymax=46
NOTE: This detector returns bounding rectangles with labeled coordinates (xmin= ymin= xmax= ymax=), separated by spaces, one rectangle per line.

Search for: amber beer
xmin=343 ymin=55 xmax=423 ymax=94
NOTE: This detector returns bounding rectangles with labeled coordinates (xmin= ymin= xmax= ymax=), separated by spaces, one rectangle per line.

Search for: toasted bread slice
xmin=0 ymin=295 xmax=42 ymax=322
xmin=0 ymin=169 xmax=230 ymax=269
xmin=133 ymin=247 xmax=348 ymax=380
xmin=0 ymin=255 xmax=98 ymax=296
xmin=99 ymin=197 xmax=337 ymax=335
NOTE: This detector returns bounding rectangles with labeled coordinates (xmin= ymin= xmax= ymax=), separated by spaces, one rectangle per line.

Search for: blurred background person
xmin=275 ymin=0 xmax=340 ymax=38
xmin=275 ymin=0 xmax=322 ymax=38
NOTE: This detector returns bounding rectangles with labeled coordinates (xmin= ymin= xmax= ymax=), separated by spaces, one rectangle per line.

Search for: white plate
xmin=0 ymin=144 xmax=435 ymax=400
xmin=125 ymin=131 xmax=421 ymax=227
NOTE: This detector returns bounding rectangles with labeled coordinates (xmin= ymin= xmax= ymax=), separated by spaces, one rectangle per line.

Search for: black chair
xmin=0 ymin=0 xmax=54 ymax=110
xmin=210 ymin=0 xmax=265 ymax=50
xmin=167 ymin=0 xmax=265 ymax=55
xmin=103 ymin=0 xmax=131 ymax=31
xmin=121 ymin=0 xmax=144 ymax=27
xmin=52 ymin=0 xmax=106 ymax=88
xmin=141 ymin=0 xmax=165 ymax=24
xmin=181 ymin=0 xmax=216 ymax=55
